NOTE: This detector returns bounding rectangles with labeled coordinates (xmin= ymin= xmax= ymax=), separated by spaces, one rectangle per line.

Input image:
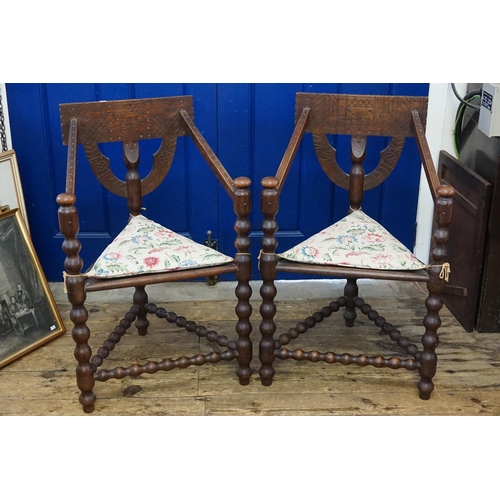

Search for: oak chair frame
xmin=56 ymin=96 xmax=252 ymax=413
xmin=258 ymin=92 xmax=455 ymax=400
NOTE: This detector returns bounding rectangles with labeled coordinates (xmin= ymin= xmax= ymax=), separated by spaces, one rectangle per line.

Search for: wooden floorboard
xmin=1 ymin=281 xmax=499 ymax=416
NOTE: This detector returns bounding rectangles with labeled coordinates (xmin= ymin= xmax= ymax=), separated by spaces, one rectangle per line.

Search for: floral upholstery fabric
xmin=279 ymin=210 xmax=426 ymax=271
xmin=86 ymin=214 xmax=233 ymax=278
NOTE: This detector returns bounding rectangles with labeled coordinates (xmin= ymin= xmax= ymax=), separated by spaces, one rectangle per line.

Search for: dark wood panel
xmin=438 ymin=150 xmax=492 ymax=332
xmin=477 ymin=236 xmax=500 ymax=332
xmin=60 ymin=96 xmax=194 ymax=144
xmin=296 ymin=93 xmax=428 ymax=137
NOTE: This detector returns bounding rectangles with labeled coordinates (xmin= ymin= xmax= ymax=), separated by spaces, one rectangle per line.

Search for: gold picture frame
xmin=0 ymin=149 xmax=29 ymax=231
xmin=0 ymin=208 xmax=65 ymax=368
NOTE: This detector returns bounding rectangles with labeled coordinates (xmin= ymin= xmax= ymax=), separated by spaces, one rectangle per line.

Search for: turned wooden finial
xmin=436 ymin=184 xmax=455 ymax=198
xmin=234 ymin=176 xmax=252 ymax=189
xmin=261 ymin=176 xmax=279 ymax=189
xmin=56 ymin=193 xmax=77 ymax=205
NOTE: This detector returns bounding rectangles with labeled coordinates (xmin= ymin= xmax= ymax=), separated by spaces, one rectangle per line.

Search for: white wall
xmin=414 ymin=83 xmax=466 ymax=262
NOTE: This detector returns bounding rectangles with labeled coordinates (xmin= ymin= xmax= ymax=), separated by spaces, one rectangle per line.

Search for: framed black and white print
xmin=0 ymin=208 xmax=65 ymax=368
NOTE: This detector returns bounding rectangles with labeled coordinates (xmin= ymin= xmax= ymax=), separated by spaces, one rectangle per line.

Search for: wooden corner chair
xmin=56 ymin=96 xmax=252 ymax=413
xmin=258 ymin=92 xmax=455 ymax=400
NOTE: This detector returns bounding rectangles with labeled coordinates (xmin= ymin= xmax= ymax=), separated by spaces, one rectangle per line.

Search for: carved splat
xmin=60 ymin=96 xmax=190 ymax=197
xmin=365 ymin=134 xmax=406 ymax=189
xmin=82 ymin=134 xmax=177 ymax=197
xmin=312 ymin=133 xmax=349 ymax=189
xmin=312 ymin=133 xmax=406 ymax=190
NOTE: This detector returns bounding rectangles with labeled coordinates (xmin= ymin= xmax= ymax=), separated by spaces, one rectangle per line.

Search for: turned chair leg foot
xmin=80 ymin=394 xmax=96 ymax=413
xmin=259 ymin=366 xmax=275 ymax=386
xmin=417 ymin=381 xmax=433 ymax=400
xmin=237 ymin=367 xmax=252 ymax=385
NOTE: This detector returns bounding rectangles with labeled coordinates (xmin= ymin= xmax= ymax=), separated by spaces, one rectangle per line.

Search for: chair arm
xmin=411 ymin=110 xmax=456 ymax=202
xmin=180 ymin=109 xmax=237 ymax=200
xmin=275 ymin=107 xmax=310 ymax=194
xmin=62 ymin=117 xmax=79 ymax=195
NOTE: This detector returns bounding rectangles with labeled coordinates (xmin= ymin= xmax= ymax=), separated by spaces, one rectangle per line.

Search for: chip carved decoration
xmin=302 ymin=93 xmax=427 ymax=190
xmin=60 ymin=97 xmax=193 ymax=197
xmin=296 ymin=93 xmax=428 ymax=137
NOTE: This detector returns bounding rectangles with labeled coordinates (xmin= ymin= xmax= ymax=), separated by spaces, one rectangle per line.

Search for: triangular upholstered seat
xmin=86 ymin=214 xmax=233 ymax=278
xmin=278 ymin=210 xmax=426 ymax=271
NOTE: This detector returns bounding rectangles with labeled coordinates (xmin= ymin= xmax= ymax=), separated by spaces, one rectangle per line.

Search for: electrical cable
xmin=453 ymin=89 xmax=481 ymax=156
xmin=451 ymin=83 xmax=481 ymax=111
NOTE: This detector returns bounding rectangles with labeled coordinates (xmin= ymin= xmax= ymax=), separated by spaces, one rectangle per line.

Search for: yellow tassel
xmin=439 ymin=262 xmax=451 ymax=282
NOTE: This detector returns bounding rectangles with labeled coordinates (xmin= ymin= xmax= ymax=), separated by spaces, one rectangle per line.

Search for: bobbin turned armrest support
xmin=233 ymin=176 xmax=252 ymax=255
xmin=56 ymin=192 xmax=84 ymax=276
xmin=430 ymin=184 xmax=455 ymax=269
xmin=260 ymin=177 xmax=280 ymax=252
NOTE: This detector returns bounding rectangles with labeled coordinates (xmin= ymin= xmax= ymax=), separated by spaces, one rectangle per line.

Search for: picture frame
xmin=0 ymin=208 xmax=65 ymax=368
xmin=0 ymin=149 xmax=29 ymax=231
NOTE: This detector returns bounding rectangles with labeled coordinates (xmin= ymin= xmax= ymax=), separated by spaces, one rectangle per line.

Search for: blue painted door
xmin=6 ymin=83 xmax=428 ymax=282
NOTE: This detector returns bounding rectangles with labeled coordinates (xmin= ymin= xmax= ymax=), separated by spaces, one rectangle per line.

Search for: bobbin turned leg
xmin=67 ymin=275 xmax=96 ymax=413
xmin=235 ymin=253 xmax=252 ymax=385
xmin=259 ymin=177 xmax=279 ymax=386
xmin=133 ymin=286 xmax=149 ymax=336
xmin=234 ymin=177 xmax=253 ymax=385
xmin=418 ymin=268 xmax=443 ymax=400
xmin=57 ymin=192 xmax=96 ymax=413
xmin=418 ymin=187 xmax=454 ymax=400
xmin=343 ymin=278 xmax=358 ymax=327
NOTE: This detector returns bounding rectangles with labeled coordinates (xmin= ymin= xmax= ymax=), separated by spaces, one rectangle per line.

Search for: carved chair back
xmin=276 ymin=93 xmax=429 ymax=212
xmin=59 ymin=96 xmax=196 ymax=216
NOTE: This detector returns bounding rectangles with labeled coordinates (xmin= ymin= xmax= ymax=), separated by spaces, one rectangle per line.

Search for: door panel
xmin=437 ymin=150 xmax=492 ymax=332
xmin=6 ymin=83 xmax=428 ymax=282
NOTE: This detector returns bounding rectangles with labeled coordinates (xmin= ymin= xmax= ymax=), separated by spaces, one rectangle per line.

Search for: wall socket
xmin=478 ymin=83 xmax=500 ymax=137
